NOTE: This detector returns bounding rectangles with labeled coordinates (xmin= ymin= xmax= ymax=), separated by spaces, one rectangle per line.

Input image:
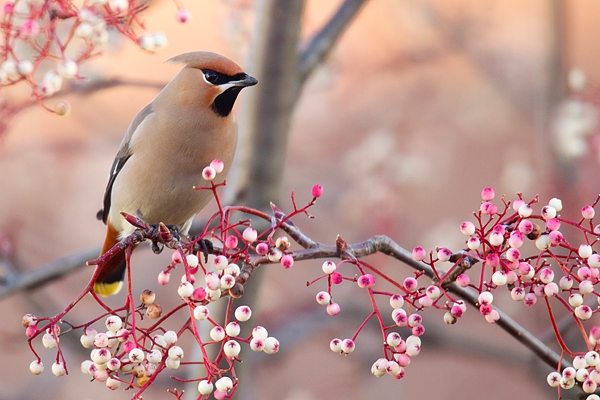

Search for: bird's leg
xmin=192 ymin=239 xmax=214 ymax=263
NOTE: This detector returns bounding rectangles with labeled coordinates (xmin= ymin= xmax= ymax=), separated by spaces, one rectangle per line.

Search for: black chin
xmin=212 ymin=87 xmax=243 ymax=117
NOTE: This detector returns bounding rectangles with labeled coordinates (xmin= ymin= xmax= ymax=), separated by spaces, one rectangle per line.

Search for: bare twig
xmin=298 ymin=0 xmax=369 ymax=84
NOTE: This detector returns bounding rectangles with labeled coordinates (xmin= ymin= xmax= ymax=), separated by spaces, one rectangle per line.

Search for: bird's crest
xmin=167 ymin=51 xmax=243 ymax=76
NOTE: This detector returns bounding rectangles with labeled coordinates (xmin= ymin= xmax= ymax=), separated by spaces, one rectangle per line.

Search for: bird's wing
xmin=97 ymin=104 xmax=154 ymax=224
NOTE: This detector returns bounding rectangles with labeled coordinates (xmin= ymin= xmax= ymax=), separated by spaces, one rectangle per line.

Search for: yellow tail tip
xmin=94 ymin=282 xmax=123 ymax=297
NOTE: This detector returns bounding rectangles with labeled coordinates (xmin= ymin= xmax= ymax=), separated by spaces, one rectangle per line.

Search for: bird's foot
xmin=192 ymin=239 xmax=214 ymax=263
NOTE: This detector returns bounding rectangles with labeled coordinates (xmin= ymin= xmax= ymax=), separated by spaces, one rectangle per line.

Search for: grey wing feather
xmin=97 ymin=104 xmax=154 ymax=224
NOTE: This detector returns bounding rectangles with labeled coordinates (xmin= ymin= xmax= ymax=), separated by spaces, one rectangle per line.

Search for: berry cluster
xmin=22 ymin=173 xmax=600 ymax=398
xmin=0 ymin=0 xmax=190 ymax=113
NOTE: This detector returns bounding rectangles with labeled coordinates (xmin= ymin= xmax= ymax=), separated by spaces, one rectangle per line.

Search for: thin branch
xmin=298 ymin=0 xmax=369 ymax=85
xmin=0 ymin=248 xmax=98 ymax=301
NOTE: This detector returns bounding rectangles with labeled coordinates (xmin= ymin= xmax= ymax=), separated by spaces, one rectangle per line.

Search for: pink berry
xmin=456 ymin=274 xmax=470 ymax=287
xmin=330 ymin=272 xmax=343 ymax=285
xmin=357 ymin=274 xmax=375 ymax=288
xmin=311 ymin=184 xmax=323 ymax=198
xmin=280 ymin=255 xmax=294 ymax=269
xmin=403 ymin=277 xmax=418 ymax=292
xmin=255 ymin=242 xmax=269 ymax=255
xmin=176 ymin=8 xmax=191 ymax=23
xmin=412 ymin=246 xmax=426 ymax=261
xmin=327 ymin=302 xmax=340 ymax=316
xmin=210 ymin=159 xmax=224 ymax=173
xmin=225 ymin=235 xmax=238 ymax=249
xmin=481 ymin=187 xmax=495 ymax=201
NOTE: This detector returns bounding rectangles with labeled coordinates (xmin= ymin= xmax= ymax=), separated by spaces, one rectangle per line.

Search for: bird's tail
xmin=94 ymin=219 xmax=127 ymax=297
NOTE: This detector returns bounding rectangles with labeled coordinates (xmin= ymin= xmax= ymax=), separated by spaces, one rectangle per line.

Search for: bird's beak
xmin=233 ymin=74 xmax=258 ymax=88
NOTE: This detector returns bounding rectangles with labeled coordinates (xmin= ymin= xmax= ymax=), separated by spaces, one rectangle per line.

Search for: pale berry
xmin=544 ymin=283 xmax=559 ymax=297
xmin=547 ymin=371 xmax=561 ymax=387
xmin=437 ymin=248 xmax=452 ymax=262
xmin=220 ymin=274 xmax=235 ymax=289
xmin=165 ymin=357 xmax=180 ymax=370
xmin=235 ymin=306 xmax=252 ymax=322
xmin=178 ymin=281 xmax=194 ymax=297
xmin=202 ymin=166 xmax=216 ymax=180
xmin=576 ymin=305 xmax=593 ymax=320
xmin=198 ymin=379 xmax=214 ymax=395
xmin=330 ymin=338 xmax=342 ymax=352
xmin=489 ymin=231 xmax=504 ymax=246
xmin=210 ymin=326 xmax=225 ymax=342
xmin=322 ymin=261 xmax=336 ymax=274
xmin=535 ymin=235 xmax=550 ymax=251
xmin=582 ymin=205 xmax=596 ymax=220
xmin=518 ymin=204 xmax=533 ymax=218
xmin=29 ymin=360 xmax=44 ymax=375
xmin=193 ymin=305 xmax=210 ymax=320
xmin=327 ymin=302 xmax=341 ymax=316
xmin=580 ymin=280 xmax=594 ymax=295
xmin=250 ymin=337 xmax=265 ymax=352
xmin=252 ymin=326 xmax=268 ymax=340
xmin=460 ymin=221 xmax=476 ymax=236
xmin=467 ymin=237 xmax=480 ymax=250
xmin=225 ymin=322 xmax=241 ymax=337
xmin=579 ymin=244 xmax=593 ymax=259
xmin=511 ymin=287 xmax=525 ymax=301
xmin=316 ymin=291 xmax=331 ymax=305
xmin=491 ymin=271 xmax=507 ymax=286
xmin=164 ymin=330 xmax=178 ymax=345
xmin=569 ymin=293 xmax=584 ymax=307
xmin=589 ymin=254 xmax=600 ymax=268
xmin=559 ymin=275 xmax=573 ymax=290
xmin=390 ymin=294 xmax=404 ymax=308
xmin=242 ymin=228 xmax=257 ymax=243
xmin=386 ymin=332 xmax=402 ymax=347
xmin=264 ymin=337 xmax=280 ymax=354
xmin=42 ymin=333 xmax=58 ymax=349
xmin=215 ymin=376 xmax=233 ymax=393
xmin=341 ymin=338 xmax=355 ymax=354
xmin=586 ymin=351 xmax=600 ymax=366
xmin=425 ymin=285 xmax=441 ymax=300
xmin=147 ymin=349 xmax=162 ymax=364
xmin=158 ymin=271 xmax=170 ymax=285
xmin=52 ymin=362 xmax=66 ymax=377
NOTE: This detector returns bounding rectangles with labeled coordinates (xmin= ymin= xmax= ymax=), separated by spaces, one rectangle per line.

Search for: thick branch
xmin=298 ymin=0 xmax=369 ymax=84
xmin=245 ymin=226 xmax=567 ymax=371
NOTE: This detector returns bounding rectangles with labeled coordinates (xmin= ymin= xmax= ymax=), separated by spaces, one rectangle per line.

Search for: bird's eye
xmin=203 ymin=71 xmax=218 ymax=84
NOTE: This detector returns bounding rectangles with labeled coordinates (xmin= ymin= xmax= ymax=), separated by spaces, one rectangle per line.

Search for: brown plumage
xmin=94 ymin=51 xmax=257 ymax=296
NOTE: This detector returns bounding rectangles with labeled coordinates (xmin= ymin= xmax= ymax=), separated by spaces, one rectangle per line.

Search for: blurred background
xmin=1 ymin=0 xmax=600 ymax=399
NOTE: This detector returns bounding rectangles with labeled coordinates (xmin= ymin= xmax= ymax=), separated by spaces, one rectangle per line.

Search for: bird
xmin=94 ymin=51 xmax=257 ymax=296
